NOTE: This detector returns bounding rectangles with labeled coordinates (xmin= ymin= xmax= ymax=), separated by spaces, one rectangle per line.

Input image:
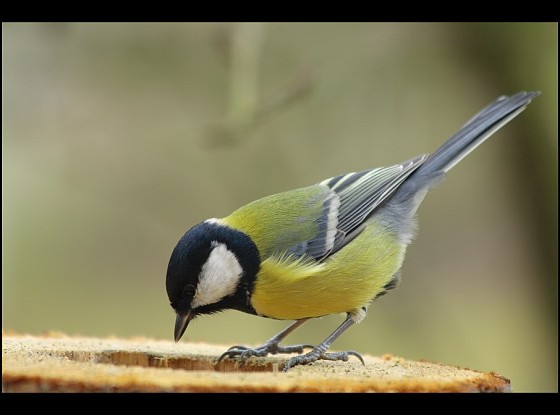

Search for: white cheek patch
xmin=192 ymin=242 xmax=242 ymax=308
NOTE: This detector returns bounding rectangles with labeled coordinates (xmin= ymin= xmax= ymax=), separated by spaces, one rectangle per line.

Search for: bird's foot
xmin=282 ymin=347 xmax=365 ymax=372
xmin=218 ymin=341 xmax=314 ymax=364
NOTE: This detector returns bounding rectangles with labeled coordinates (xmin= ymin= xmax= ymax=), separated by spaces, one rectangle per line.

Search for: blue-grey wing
xmin=287 ymin=155 xmax=426 ymax=261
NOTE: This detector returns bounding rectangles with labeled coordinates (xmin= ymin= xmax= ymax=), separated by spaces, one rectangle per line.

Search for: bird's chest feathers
xmin=250 ymin=222 xmax=406 ymax=320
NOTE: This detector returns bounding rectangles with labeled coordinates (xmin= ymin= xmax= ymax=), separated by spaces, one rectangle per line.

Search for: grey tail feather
xmin=401 ymin=91 xmax=540 ymax=192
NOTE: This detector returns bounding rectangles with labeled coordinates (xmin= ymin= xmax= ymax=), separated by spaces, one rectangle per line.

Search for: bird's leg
xmin=282 ymin=314 xmax=365 ymax=372
xmin=218 ymin=319 xmax=314 ymax=363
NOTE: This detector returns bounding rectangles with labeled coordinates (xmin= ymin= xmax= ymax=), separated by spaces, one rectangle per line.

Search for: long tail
xmin=394 ymin=91 xmax=540 ymax=203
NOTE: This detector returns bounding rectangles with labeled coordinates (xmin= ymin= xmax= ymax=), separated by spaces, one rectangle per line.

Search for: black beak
xmin=174 ymin=310 xmax=192 ymax=342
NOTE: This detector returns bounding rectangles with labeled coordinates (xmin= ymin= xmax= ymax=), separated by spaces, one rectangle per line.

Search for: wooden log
xmin=2 ymin=333 xmax=510 ymax=392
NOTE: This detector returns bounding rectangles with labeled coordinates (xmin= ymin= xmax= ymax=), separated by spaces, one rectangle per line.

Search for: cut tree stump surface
xmin=2 ymin=333 xmax=510 ymax=392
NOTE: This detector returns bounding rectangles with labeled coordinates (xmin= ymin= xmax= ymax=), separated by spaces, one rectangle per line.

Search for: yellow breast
xmin=250 ymin=220 xmax=406 ymax=320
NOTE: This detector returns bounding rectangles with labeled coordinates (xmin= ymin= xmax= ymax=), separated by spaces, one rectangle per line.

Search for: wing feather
xmin=312 ymin=155 xmax=426 ymax=259
xmin=224 ymin=156 xmax=426 ymax=262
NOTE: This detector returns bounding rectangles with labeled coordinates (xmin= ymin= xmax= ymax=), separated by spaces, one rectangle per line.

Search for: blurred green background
xmin=3 ymin=23 xmax=557 ymax=392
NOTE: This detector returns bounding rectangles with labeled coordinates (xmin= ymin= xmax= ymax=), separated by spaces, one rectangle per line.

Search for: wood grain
xmin=2 ymin=333 xmax=511 ymax=392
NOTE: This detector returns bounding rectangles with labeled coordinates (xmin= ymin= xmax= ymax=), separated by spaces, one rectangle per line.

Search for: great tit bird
xmin=166 ymin=91 xmax=539 ymax=371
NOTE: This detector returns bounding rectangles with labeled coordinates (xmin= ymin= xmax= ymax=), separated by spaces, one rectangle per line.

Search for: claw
xmin=217 ymin=342 xmax=316 ymax=364
xmin=347 ymin=351 xmax=365 ymax=366
xmin=226 ymin=345 xmax=250 ymax=352
xmin=217 ymin=346 xmax=243 ymax=362
xmin=217 ymin=350 xmax=242 ymax=364
xmin=282 ymin=349 xmax=365 ymax=372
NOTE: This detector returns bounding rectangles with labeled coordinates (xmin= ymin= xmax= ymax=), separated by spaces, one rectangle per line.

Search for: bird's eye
xmin=183 ymin=284 xmax=196 ymax=298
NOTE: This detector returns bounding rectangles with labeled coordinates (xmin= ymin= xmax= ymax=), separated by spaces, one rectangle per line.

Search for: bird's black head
xmin=166 ymin=220 xmax=260 ymax=342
